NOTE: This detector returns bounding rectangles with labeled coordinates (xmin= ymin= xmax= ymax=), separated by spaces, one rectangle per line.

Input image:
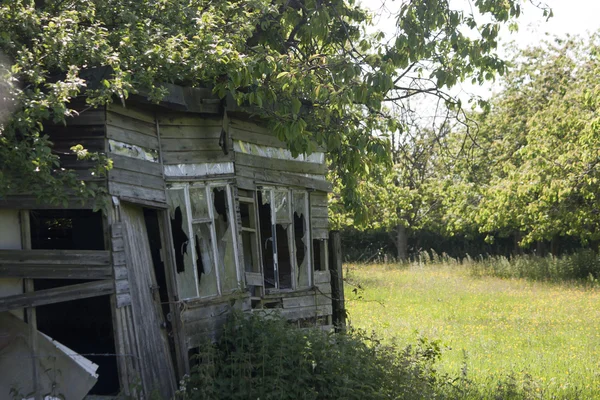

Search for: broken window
xmin=256 ymin=188 xmax=311 ymax=291
xmin=293 ymin=191 xmax=311 ymax=288
xmin=166 ymin=183 xmax=240 ymax=299
xmin=28 ymin=209 xmax=119 ymax=396
xmin=239 ymin=194 xmax=262 ymax=298
xmin=167 ymin=187 xmax=199 ymax=299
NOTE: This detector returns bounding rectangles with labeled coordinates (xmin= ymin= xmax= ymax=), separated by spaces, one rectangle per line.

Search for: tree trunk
xmin=396 ymin=224 xmax=408 ymax=262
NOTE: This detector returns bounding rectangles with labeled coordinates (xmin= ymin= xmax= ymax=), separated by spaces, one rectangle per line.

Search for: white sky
xmin=363 ymin=0 xmax=600 ymax=101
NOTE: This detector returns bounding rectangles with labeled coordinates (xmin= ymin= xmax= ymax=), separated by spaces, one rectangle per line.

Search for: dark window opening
xmin=257 ymin=191 xmax=275 ymax=288
xmin=313 ymin=239 xmax=323 ymax=271
xmin=30 ymin=209 xmax=104 ymax=250
xmin=213 ymin=187 xmax=228 ymax=223
xmin=33 ymin=291 xmax=120 ymax=395
xmin=170 ymin=206 xmax=189 ymax=274
xmin=275 ymin=224 xmax=292 ymax=289
xmin=143 ymin=208 xmax=179 ymax=378
xmin=294 ymin=211 xmax=307 ymax=286
xmin=30 ymin=209 xmax=119 ymax=395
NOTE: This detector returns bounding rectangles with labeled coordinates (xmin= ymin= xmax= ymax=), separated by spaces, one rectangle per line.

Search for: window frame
xmin=167 ymin=181 xmax=241 ymax=300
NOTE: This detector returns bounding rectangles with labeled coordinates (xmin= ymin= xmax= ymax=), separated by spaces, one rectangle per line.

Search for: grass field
xmin=345 ymin=262 xmax=600 ymax=398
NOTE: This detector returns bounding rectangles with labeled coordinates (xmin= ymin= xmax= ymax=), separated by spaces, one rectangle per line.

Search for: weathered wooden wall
xmin=119 ymin=204 xmax=176 ymax=398
xmin=47 ymin=107 xmax=107 ymax=178
xmin=311 ymin=191 xmax=329 ymax=240
xmin=106 ymin=104 xmax=166 ymax=205
xmin=231 ymin=119 xmax=331 ymax=192
xmin=182 ymin=295 xmax=251 ymax=350
xmin=158 ymin=112 xmax=233 ymax=165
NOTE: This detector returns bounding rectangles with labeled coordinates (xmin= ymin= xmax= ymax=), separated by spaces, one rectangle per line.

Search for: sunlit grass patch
xmin=346 ymin=261 xmax=600 ymax=398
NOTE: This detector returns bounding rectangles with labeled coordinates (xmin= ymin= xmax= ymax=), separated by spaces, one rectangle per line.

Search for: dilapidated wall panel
xmin=158 ymin=113 xmax=233 ymax=167
xmin=311 ymin=192 xmax=329 ymax=240
xmin=120 ymin=204 xmax=176 ymax=398
xmin=182 ymin=296 xmax=251 ymax=348
xmin=0 ymin=210 xmax=23 ymax=319
xmin=106 ymin=104 xmax=166 ymax=205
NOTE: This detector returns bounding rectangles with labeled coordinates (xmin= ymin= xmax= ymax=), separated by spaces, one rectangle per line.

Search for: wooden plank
xmin=162 ymin=150 xmax=233 ymax=164
xmin=0 ymin=249 xmax=110 ymax=265
xmin=236 ymin=153 xmax=327 ymax=175
xmin=311 ymin=206 xmax=328 ymax=219
xmin=108 ymin=182 xmax=167 ymax=204
xmin=0 ymin=265 xmax=112 ymax=280
xmin=0 ymin=280 xmax=115 ymax=312
xmin=230 ymin=127 xmax=286 ymax=148
xmin=312 ymin=218 xmax=329 ymax=230
xmin=114 ymin=265 xmax=128 ymax=280
xmin=182 ymin=301 xmax=232 ymax=323
xmin=314 ymin=271 xmax=331 ymax=285
xmin=120 ymin=204 xmax=176 ymax=398
xmin=112 ymin=237 xmax=125 ymax=252
xmin=158 ymin=114 xmax=222 ymax=127
xmin=50 ymin=137 xmax=106 ymax=153
xmin=108 ymin=103 xmax=156 ymax=124
xmin=107 ymin=124 xmax=159 ymax=149
xmin=60 ymin=109 xmax=106 ymax=126
xmin=108 ymin=168 xmax=165 ymax=191
xmin=110 ymin=154 xmax=163 ymax=176
xmin=46 ymin=124 xmax=106 ymax=139
xmin=159 ymin=124 xmax=222 ymax=139
xmin=230 ymin=119 xmax=271 ymax=136
xmin=279 ymin=304 xmax=332 ymax=321
xmin=115 ymin=279 xmax=130 ymax=294
xmin=312 ymin=228 xmax=329 ymax=240
xmin=244 ymin=272 xmax=264 ymax=287
xmin=329 ymin=231 xmax=346 ymax=330
xmin=235 ymin=165 xmax=332 ymax=192
xmin=282 ymin=294 xmax=331 ymax=309
xmin=113 ymin=251 xmax=126 ymax=266
xmin=0 ymin=196 xmax=95 ymax=210
xmin=116 ymin=293 xmax=132 ymax=308
xmin=160 ymin=138 xmax=225 ymax=152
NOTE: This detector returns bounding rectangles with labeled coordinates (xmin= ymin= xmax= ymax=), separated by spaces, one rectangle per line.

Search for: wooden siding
xmin=106 ymin=104 xmax=166 ymax=205
xmin=311 ymin=191 xmax=329 ymax=239
xmin=182 ymin=295 xmax=251 ymax=348
xmin=158 ymin=113 xmax=233 ymax=165
xmin=0 ymin=280 xmax=114 ymax=312
xmin=0 ymin=249 xmax=111 ymax=280
xmin=120 ymin=204 xmax=176 ymax=398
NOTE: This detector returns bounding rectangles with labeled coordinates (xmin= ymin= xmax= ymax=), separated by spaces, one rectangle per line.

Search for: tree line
xmin=334 ymin=33 xmax=600 ymax=261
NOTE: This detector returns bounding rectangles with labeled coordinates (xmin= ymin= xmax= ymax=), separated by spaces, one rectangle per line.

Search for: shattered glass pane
xmin=293 ymin=191 xmax=310 ymax=288
xmin=242 ymin=231 xmax=259 ymax=273
xmin=166 ymin=188 xmax=198 ymax=299
xmin=274 ymin=190 xmax=290 ymax=223
xmin=193 ymin=222 xmax=218 ymax=297
xmin=189 ymin=187 xmax=210 ymax=220
xmin=258 ymin=190 xmax=275 ymax=289
xmin=213 ymin=187 xmax=238 ymax=292
xmin=275 ymin=223 xmax=292 ymax=289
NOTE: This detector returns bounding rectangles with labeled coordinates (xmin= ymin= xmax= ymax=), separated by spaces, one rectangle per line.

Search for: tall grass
xmin=390 ymin=249 xmax=600 ymax=284
xmin=346 ymin=259 xmax=600 ymax=399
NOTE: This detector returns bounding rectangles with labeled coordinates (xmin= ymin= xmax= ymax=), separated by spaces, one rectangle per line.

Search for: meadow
xmin=345 ymin=258 xmax=600 ymax=399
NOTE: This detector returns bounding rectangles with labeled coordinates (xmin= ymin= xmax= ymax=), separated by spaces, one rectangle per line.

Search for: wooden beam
xmin=0 ymin=280 xmax=115 ymax=312
xmin=0 ymin=249 xmax=111 ymax=264
xmin=0 ymin=265 xmax=113 ymax=280
xmin=328 ymin=231 xmax=346 ymax=331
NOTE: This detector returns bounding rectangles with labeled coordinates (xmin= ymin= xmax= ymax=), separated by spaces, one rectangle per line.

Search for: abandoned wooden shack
xmin=0 ymin=84 xmax=342 ymax=399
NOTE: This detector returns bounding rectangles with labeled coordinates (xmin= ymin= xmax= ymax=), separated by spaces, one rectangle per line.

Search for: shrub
xmin=174 ymin=311 xmax=451 ymax=400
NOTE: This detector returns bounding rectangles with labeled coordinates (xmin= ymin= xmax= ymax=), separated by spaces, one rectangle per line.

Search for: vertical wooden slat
xmin=329 ymin=230 xmax=346 ymax=331
xmin=159 ymin=210 xmax=189 ymax=376
xmin=20 ymin=210 xmax=41 ymax=400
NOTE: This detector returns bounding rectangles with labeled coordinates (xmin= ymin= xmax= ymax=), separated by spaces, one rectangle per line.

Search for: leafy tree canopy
xmin=445 ymin=33 xmax=600 ymax=245
xmin=0 ymin=0 xmax=543 ymax=209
